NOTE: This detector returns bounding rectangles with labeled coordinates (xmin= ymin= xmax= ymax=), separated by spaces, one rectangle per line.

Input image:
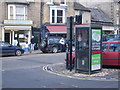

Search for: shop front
xmin=41 ymin=25 xmax=67 ymax=39
xmin=3 ymin=20 xmax=33 ymax=51
xmin=102 ymin=26 xmax=115 ymax=35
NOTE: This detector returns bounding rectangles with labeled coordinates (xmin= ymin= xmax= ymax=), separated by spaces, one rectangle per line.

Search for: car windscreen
xmin=48 ymin=37 xmax=61 ymax=44
xmin=107 ymin=38 xmax=120 ymax=42
xmin=0 ymin=42 xmax=11 ymax=47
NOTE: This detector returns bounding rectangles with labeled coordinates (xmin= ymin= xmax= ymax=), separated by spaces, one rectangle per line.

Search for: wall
xmin=0 ymin=2 xmax=7 ymax=23
xmin=66 ymin=2 xmax=74 ymax=17
xmin=43 ymin=3 xmax=50 ymax=24
xmin=28 ymin=1 xmax=40 ymax=28
xmin=0 ymin=25 xmax=2 ymax=41
xmin=82 ymin=11 xmax=91 ymax=24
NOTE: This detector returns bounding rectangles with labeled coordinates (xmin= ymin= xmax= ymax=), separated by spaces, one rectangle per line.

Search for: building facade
xmin=40 ymin=0 xmax=91 ymax=38
xmin=77 ymin=0 xmax=120 ymax=34
xmin=0 ymin=0 xmax=41 ymax=50
xmin=0 ymin=0 xmax=91 ymax=50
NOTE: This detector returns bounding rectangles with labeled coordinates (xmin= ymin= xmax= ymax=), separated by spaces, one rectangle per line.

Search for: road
xmin=2 ymin=53 xmax=119 ymax=88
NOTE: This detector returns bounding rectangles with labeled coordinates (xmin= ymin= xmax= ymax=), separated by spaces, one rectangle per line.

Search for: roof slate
xmin=74 ymin=2 xmax=90 ymax=11
xmin=89 ymin=8 xmax=112 ymax=23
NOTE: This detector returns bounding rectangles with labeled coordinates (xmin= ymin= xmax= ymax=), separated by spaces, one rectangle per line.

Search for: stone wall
xmin=28 ymin=1 xmax=41 ymax=28
xmin=0 ymin=25 xmax=2 ymax=41
xmin=82 ymin=11 xmax=91 ymax=24
xmin=43 ymin=3 xmax=50 ymax=24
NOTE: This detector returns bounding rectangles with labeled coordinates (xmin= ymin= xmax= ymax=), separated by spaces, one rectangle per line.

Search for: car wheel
xmin=15 ymin=50 xmax=22 ymax=56
xmin=52 ymin=47 xmax=58 ymax=53
xmin=42 ymin=51 xmax=47 ymax=53
xmin=40 ymin=40 xmax=46 ymax=48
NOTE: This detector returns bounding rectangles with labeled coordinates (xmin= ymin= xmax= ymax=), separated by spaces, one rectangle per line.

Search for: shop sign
xmin=4 ymin=20 xmax=33 ymax=25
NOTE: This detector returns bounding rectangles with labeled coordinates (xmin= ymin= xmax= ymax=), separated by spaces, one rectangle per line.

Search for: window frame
xmin=60 ymin=0 xmax=66 ymax=5
xmin=8 ymin=4 xmax=28 ymax=20
xmin=50 ymin=6 xmax=66 ymax=24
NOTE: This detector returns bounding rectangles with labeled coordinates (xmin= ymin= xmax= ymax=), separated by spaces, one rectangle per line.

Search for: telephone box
xmin=75 ymin=24 xmax=102 ymax=74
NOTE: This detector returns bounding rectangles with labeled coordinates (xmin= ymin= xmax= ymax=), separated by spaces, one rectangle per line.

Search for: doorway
xmin=5 ymin=33 xmax=10 ymax=43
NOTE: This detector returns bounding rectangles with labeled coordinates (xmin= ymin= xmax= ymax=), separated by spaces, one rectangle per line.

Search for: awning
xmin=46 ymin=26 xmax=67 ymax=34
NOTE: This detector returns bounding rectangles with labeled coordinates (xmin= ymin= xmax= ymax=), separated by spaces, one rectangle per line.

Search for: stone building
xmin=89 ymin=8 xmax=114 ymax=35
xmin=0 ymin=0 xmax=41 ymax=50
xmin=40 ymin=0 xmax=91 ymax=38
xmin=0 ymin=0 xmax=91 ymax=50
xmin=77 ymin=0 xmax=120 ymax=34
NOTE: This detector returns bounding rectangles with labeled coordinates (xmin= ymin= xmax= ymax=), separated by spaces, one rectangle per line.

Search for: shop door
xmin=5 ymin=33 xmax=10 ymax=43
xmin=75 ymin=27 xmax=90 ymax=71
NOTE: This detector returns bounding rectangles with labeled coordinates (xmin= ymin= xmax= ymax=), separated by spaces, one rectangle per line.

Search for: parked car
xmin=107 ymin=38 xmax=120 ymax=42
xmin=40 ymin=36 xmax=66 ymax=53
xmin=103 ymin=34 xmax=120 ymax=42
xmin=102 ymin=41 xmax=120 ymax=66
xmin=0 ymin=41 xmax=24 ymax=56
xmin=65 ymin=40 xmax=120 ymax=66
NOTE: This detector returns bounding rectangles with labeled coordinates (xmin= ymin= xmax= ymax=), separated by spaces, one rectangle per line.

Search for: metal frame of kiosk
xmin=75 ymin=24 xmax=102 ymax=74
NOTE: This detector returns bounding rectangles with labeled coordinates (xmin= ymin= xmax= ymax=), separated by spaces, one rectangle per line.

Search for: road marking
xmin=71 ymin=85 xmax=79 ymax=88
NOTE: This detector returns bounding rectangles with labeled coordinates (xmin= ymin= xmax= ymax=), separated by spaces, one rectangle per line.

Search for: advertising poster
xmin=92 ymin=29 xmax=101 ymax=51
xmin=91 ymin=54 xmax=101 ymax=71
xmin=91 ymin=29 xmax=101 ymax=71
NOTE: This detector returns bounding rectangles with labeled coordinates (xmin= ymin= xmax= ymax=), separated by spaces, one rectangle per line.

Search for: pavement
xmin=43 ymin=63 xmax=119 ymax=81
xmin=24 ymin=50 xmax=119 ymax=81
xmin=24 ymin=50 xmax=42 ymax=55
